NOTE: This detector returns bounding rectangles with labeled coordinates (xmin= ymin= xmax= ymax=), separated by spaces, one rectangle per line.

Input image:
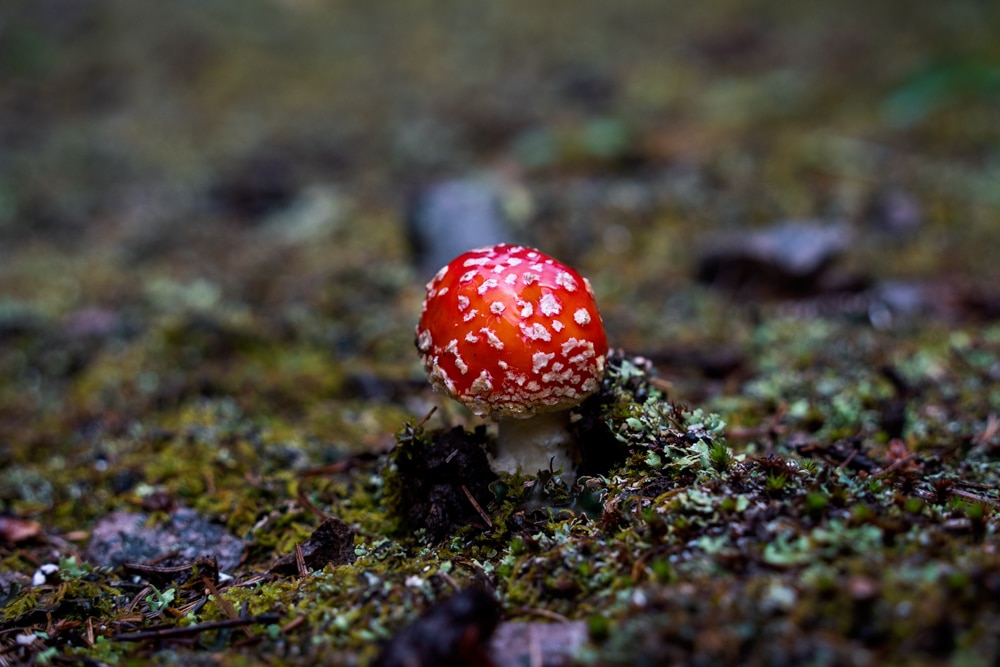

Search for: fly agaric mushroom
xmin=415 ymin=243 xmax=608 ymax=480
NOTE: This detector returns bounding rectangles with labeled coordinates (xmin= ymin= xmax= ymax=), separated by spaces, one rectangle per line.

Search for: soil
xmin=1 ymin=1 xmax=998 ymax=665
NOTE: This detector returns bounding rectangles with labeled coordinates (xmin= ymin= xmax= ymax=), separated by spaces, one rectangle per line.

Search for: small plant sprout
xmin=415 ymin=244 xmax=609 ymax=481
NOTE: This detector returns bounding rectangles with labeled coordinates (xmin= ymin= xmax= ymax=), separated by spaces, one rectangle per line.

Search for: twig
xmin=631 ymin=544 xmax=671 ymax=582
xmin=299 ymin=452 xmax=379 ymax=478
xmin=878 ymin=453 xmax=917 ymax=476
xmin=294 ymin=543 xmax=308 ymax=578
xmin=417 ymin=406 xmax=438 ymax=427
xmin=973 ymin=412 xmax=999 ymax=446
xmin=436 ymin=570 xmax=462 ymax=592
xmin=203 ymin=577 xmax=252 ymax=639
xmin=461 ymin=485 xmax=492 ymax=528
xmin=837 ymin=448 xmax=858 ymax=470
xmin=112 ymin=614 xmax=280 ymax=642
xmin=296 ymin=485 xmax=332 ymax=522
xmin=950 ymin=487 xmax=1000 ymax=508
xmin=280 ymin=616 xmax=306 ymax=634
xmin=123 ymin=556 xmax=220 ymax=583
xmin=510 ymin=607 xmax=571 ymax=623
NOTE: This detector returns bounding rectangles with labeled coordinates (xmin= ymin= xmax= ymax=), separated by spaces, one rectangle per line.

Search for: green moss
xmin=2 ymin=2 xmax=1000 ymax=663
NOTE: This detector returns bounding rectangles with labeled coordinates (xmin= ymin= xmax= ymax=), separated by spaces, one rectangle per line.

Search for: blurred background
xmin=2 ymin=0 xmax=999 ymax=455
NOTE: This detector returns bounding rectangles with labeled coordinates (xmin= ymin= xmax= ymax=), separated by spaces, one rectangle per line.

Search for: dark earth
xmin=1 ymin=1 xmax=999 ymax=665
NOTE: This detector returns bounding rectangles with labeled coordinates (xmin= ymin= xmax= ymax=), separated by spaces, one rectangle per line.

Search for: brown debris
xmin=268 ymin=516 xmax=356 ymax=576
xmin=0 ymin=516 xmax=43 ymax=544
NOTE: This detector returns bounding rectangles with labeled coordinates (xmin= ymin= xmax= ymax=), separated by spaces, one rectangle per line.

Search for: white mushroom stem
xmin=491 ymin=409 xmax=579 ymax=482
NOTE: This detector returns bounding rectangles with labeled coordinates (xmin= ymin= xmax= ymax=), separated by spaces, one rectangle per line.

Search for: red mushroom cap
xmin=416 ymin=244 xmax=608 ymax=420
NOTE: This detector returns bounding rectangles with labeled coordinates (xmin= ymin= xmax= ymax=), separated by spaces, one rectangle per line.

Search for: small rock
xmin=406 ymin=178 xmax=511 ymax=281
xmin=865 ymin=189 xmax=922 ymax=237
xmin=846 ymin=575 xmax=879 ymax=601
xmin=490 ymin=621 xmax=588 ymax=667
xmin=696 ymin=220 xmax=854 ymax=297
xmin=84 ymin=508 xmax=243 ymax=571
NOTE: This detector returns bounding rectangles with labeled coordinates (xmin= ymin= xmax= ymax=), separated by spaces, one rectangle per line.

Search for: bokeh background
xmin=2 ymin=0 xmax=999 ymax=488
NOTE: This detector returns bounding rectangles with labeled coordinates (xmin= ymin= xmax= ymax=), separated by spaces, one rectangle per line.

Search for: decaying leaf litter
xmin=2 ymin=1 xmax=1000 ymax=665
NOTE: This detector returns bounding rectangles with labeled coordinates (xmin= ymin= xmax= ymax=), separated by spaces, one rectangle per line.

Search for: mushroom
xmin=415 ymin=243 xmax=608 ymax=480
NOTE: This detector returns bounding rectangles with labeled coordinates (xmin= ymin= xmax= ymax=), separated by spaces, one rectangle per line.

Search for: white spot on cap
xmin=444 ymin=339 xmax=468 ymax=375
xmin=433 ymin=265 xmax=449 ymax=283
xmin=490 ymin=301 xmax=506 ymax=315
xmin=480 ymin=327 xmax=504 ymax=349
xmin=552 ymin=320 xmax=564 ymax=332
xmin=465 ymin=332 xmax=480 ymax=343
xmin=532 ymin=351 xmax=555 ymax=373
xmin=463 ymin=256 xmax=492 ymax=267
xmin=522 ymin=272 xmax=539 ymax=285
xmin=504 ymin=273 xmax=517 ymax=285
xmin=460 ymin=270 xmax=477 ymax=282
xmin=491 ymin=264 xmax=506 ymax=274
xmin=574 ymin=308 xmax=591 ymax=325
xmin=508 ymin=372 xmax=528 ymax=386
xmin=470 ymin=371 xmax=493 ymax=394
xmin=539 ymin=293 xmax=562 ymax=316
xmin=477 ymin=278 xmax=499 ymax=295
xmin=463 ymin=308 xmax=479 ymax=322
xmin=437 ymin=287 xmax=449 ymax=297
xmin=417 ymin=329 xmax=433 ymax=352
xmin=569 ymin=348 xmax=596 ymax=367
xmin=507 ymin=257 xmax=523 ymax=266
xmin=556 ymin=272 xmax=578 ymax=291
xmin=520 ymin=322 xmax=552 ymax=341
xmin=457 ymin=295 xmax=470 ymax=311
xmin=542 ymin=367 xmax=574 ymax=384
xmin=518 ymin=301 xmax=533 ymax=318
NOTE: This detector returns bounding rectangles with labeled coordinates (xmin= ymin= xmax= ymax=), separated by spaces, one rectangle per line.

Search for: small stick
xmin=203 ymin=577 xmax=252 ymax=639
xmin=280 ymin=616 xmax=306 ymax=634
xmin=112 ymin=614 xmax=280 ymax=642
xmin=417 ymin=406 xmax=438 ymax=427
xmin=295 ymin=543 xmax=308 ymax=578
xmin=123 ymin=556 xmax=219 ymax=580
xmin=950 ymin=487 xmax=1000 ymax=508
xmin=878 ymin=453 xmax=917 ymax=476
xmin=510 ymin=607 xmax=571 ymax=623
xmin=296 ymin=486 xmax=332 ymax=522
xmin=837 ymin=448 xmax=858 ymax=470
xmin=461 ymin=485 xmax=492 ymax=528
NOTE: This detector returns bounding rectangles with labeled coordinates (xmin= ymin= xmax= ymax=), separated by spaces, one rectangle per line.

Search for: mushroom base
xmin=491 ymin=410 xmax=579 ymax=482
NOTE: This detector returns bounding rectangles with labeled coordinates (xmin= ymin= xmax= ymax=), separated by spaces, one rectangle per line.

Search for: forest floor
xmin=1 ymin=2 xmax=999 ymax=665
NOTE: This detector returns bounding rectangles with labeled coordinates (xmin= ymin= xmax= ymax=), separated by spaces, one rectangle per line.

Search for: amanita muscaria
xmin=415 ymin=243 xmax=608 ymax=480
